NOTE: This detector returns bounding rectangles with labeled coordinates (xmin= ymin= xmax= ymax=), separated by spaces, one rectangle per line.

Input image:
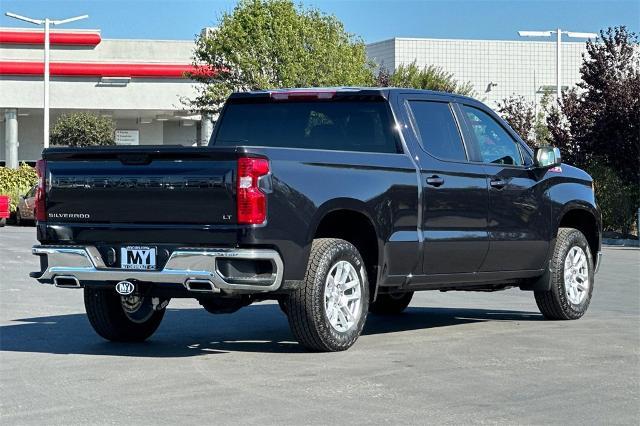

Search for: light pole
xmin=518 ymin=29 xmax=597 ymax=102
xmin=5 ymin=12 xmax=88 ymax=148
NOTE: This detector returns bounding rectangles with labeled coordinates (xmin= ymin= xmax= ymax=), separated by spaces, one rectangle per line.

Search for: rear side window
xmin=214 ymin=100 xmax=399 ymax=153
xmin=406 ymin=101 xmax=467 ymax=161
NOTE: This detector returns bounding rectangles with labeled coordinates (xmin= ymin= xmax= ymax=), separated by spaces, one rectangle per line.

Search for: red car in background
xmin=0 ymin=195 xmax=9 ymax=227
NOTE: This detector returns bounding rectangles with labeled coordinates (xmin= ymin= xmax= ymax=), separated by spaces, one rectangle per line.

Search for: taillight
xmin=237 ymin=157 xmax=269 ymax=224
xmin=35 ymin=159 xmax=47 ymax=221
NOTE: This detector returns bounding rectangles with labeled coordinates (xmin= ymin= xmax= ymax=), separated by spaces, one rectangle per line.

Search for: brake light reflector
xmin=35 ymin=159 xmax=47 ymax=221
xmin=237 ymin=157 xmax=269 ymax=224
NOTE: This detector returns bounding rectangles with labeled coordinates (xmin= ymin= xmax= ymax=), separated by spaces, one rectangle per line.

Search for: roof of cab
xmin=228 ymin=87 xmax=478 ymax=104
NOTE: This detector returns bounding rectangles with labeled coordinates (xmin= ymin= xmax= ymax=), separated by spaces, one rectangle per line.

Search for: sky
xmin=0 ymin=0 xmax=638 ymax=43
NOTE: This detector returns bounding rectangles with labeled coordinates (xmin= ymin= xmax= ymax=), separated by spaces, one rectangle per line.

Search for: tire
xmin=534 ymin=227 xmax=594 ymax=320
xmin=0 ymin=218 xmax=5 ymax=227
xmin=84 ymin=287 xmax=167 ymax=342
xmin=15 ymin=209 xmax=22 ymax=226
xmin=286 ymin=238 xmax=369 ymax=352
xmin=369 ymin=291 xmax=414 ymax=315
xmin=277 ymin=298 xmax=288 ymax=315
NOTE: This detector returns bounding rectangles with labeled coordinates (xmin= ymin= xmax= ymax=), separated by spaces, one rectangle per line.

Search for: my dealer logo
xmin=48 ymin=213 xmax=91 ymax=220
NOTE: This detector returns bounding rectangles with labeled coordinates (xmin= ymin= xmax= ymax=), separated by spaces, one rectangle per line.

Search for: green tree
xmin=189 ymin=0 xmax=373 ymax=112
xmin=547 ymin=26 xmax=639 ymax=182
xmin=51 ymin=112 xmax=115 ymax=147
xmin=376 ymin=61 xmax=475 ymax=96
xmin=547 ymin=26 xmax=639 ymax=234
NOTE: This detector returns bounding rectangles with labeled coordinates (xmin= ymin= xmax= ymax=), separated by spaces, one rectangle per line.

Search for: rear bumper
xmin=31 ymin=245 xmax=284 ymax=293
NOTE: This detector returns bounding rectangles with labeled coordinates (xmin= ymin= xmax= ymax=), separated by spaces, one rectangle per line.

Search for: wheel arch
xmin=557 ymin=203 xmax=601 ymax=268
xmin=309 ymin=200 xmax=382 ymax=300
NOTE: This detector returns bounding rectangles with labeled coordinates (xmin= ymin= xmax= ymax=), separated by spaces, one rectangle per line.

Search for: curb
xmin=602 ymin=238 xmax=640 ymax=248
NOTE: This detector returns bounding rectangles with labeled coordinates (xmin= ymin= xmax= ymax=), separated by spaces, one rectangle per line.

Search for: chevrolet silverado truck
xmin=31 ymin=88 xmax=602 ymax=352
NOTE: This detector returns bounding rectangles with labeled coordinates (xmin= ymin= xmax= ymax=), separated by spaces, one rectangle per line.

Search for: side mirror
xmin=535 ymin=146 xmax=561 ymax=168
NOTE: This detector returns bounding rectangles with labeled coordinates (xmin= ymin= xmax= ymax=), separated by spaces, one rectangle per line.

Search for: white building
xmin=0 ymin=28 xmax=213 ymax=167
xmin=366 ymin=37 xmax=587 ymax=108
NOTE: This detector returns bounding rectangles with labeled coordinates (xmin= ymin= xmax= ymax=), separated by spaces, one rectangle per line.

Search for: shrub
xmin=51 ymin=112 xmax=115 ymax=147
xmin=0 ymin=163 xmax=38 ymax=212
xmin=587 ymin=161 xmax=639 ymax=236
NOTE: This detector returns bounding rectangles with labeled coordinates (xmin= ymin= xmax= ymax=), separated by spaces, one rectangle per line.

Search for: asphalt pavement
xmin=1 ymin=226 xmax=638 ymax=425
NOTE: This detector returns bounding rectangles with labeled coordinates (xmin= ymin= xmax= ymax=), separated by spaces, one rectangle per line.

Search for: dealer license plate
xmin=120 ymin=246 xmax=156 ymax=270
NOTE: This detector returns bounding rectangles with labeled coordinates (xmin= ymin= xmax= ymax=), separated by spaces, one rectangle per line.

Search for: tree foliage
xmin=376 ymin=61 xmax=475 ymax=96
xmin=51 ymin=112 xmax=115 ymax=147
xmin=546 ymin=26 xmax=639 ymax=233
xmin=547 ymin=26 xmax=639 ymax=183
xmin=189 ymin=0 xmax=373 ymax=112
xmin=0 ymin=163 xmax=37 ymax=212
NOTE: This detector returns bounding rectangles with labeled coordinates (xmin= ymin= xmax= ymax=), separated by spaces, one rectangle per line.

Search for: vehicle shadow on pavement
xmin=0 ymin=304 xmax=542 ymax=356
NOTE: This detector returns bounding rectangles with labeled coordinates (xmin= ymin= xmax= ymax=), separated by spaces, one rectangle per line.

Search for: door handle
xmin=489 ymin=177 xmax=506 ymax=189
xmin=426 ymin=175 xmax=445 ymax=187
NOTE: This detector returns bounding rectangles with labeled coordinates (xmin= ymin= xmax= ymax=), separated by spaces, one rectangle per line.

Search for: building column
xmin=200 ymin=113 xmax=213 ymax=146
xmin=4 ymin=109 xmax=18 ymax=169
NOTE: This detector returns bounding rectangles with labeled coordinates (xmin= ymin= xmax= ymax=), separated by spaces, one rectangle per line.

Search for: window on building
xmin=406 ymin=101 xmax=467 ymax=161
xmin=461 ymin=105 xmax=523 ymax=166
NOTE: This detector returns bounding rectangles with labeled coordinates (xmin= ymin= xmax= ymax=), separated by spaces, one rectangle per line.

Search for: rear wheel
xmin=286 ymin=238 xmax=369 ymax=352
xmin=0 ymin=218 xmax=5 ymax=227
xmin=84 ymin=287 xmax=167 ymax=342
xmin=534 ymin=227 xmax=594 ymax=320
xmin=369 ymin=291 xmax=414 ymax=315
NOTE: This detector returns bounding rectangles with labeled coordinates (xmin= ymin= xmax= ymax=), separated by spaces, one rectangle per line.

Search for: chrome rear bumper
xmin=31 ymin=245 xmax=283 ymax=293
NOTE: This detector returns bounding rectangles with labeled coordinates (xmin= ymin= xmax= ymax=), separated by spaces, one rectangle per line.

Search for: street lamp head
xmin=566 ymin=31 xmax=598 ymax=39
xmin=518 ymin=30 xmax=553 ymax=37
xmin=52 ymin=15 xmax=89 ymax=26
xmin=5 ymin=12 xmax=44 ymax=25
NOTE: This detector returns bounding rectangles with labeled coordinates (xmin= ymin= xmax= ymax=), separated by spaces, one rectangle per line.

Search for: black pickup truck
xmin=31 ymin=88 xmax=602 ymax=351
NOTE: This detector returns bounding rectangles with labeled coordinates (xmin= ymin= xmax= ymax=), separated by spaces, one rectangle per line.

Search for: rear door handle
xmin=426 ymin=175 xmax=445 ymax=187
xmin=489 ymin=177 xmax=506 ymax=190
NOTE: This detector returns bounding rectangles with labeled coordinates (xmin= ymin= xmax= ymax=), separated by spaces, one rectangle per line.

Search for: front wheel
xmin=534 ymin=227 xmax=594 ymax=320
xmin=286 ymin=238 xmax=369 ymax=352
xmin=84 ymin=287 xmax=167 ymax=342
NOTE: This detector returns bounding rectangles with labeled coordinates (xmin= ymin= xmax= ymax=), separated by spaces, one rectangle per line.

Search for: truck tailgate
xmin=44 ymin=147 xmax=238 ymax=225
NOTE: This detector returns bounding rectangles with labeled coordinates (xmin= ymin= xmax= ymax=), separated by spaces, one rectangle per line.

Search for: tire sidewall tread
xmin=287 ymin=238 xmax=369 ymax=352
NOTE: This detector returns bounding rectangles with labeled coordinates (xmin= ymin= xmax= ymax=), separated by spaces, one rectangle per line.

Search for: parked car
xmin=30 ymin=88 xmax=602 ymax=351
xmin=16 ymin=185 xmax=37 ymax=226
xmin=0 ymin=195 xmax=9 ymax=227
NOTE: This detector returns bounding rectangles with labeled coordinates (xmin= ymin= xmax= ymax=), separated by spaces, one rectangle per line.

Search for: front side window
xmin=214 ymin=100 xmax=399 ymax=154
xmin=462 ymin=106 xmax=523 ymax=166
xmin=407 ymin=101 xmax=467 ymax=162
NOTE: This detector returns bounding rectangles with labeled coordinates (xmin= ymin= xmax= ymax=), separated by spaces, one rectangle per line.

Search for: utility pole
xmin=5 ymin=12 xmax=89 ymax=148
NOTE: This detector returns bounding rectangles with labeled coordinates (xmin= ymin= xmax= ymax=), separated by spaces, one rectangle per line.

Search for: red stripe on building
xmin=0 ymin=61 xmax=214 ymax=78
xmin=0 ymin=30 xmax=102 ymax=46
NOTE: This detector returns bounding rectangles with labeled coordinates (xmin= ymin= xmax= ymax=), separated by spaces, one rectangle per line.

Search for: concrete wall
xmin=0 ymin=114 xmax=200 ymax=162
xmin=366 ymin=37 xmax=587 ymax=108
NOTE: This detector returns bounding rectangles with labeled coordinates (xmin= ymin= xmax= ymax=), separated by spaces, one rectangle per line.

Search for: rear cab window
xmin=213 ymin=97 xmax=400 ymax=154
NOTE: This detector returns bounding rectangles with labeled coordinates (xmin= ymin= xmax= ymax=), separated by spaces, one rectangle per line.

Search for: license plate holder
xmin=120 ymin=246 xmax=157 ymax=270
